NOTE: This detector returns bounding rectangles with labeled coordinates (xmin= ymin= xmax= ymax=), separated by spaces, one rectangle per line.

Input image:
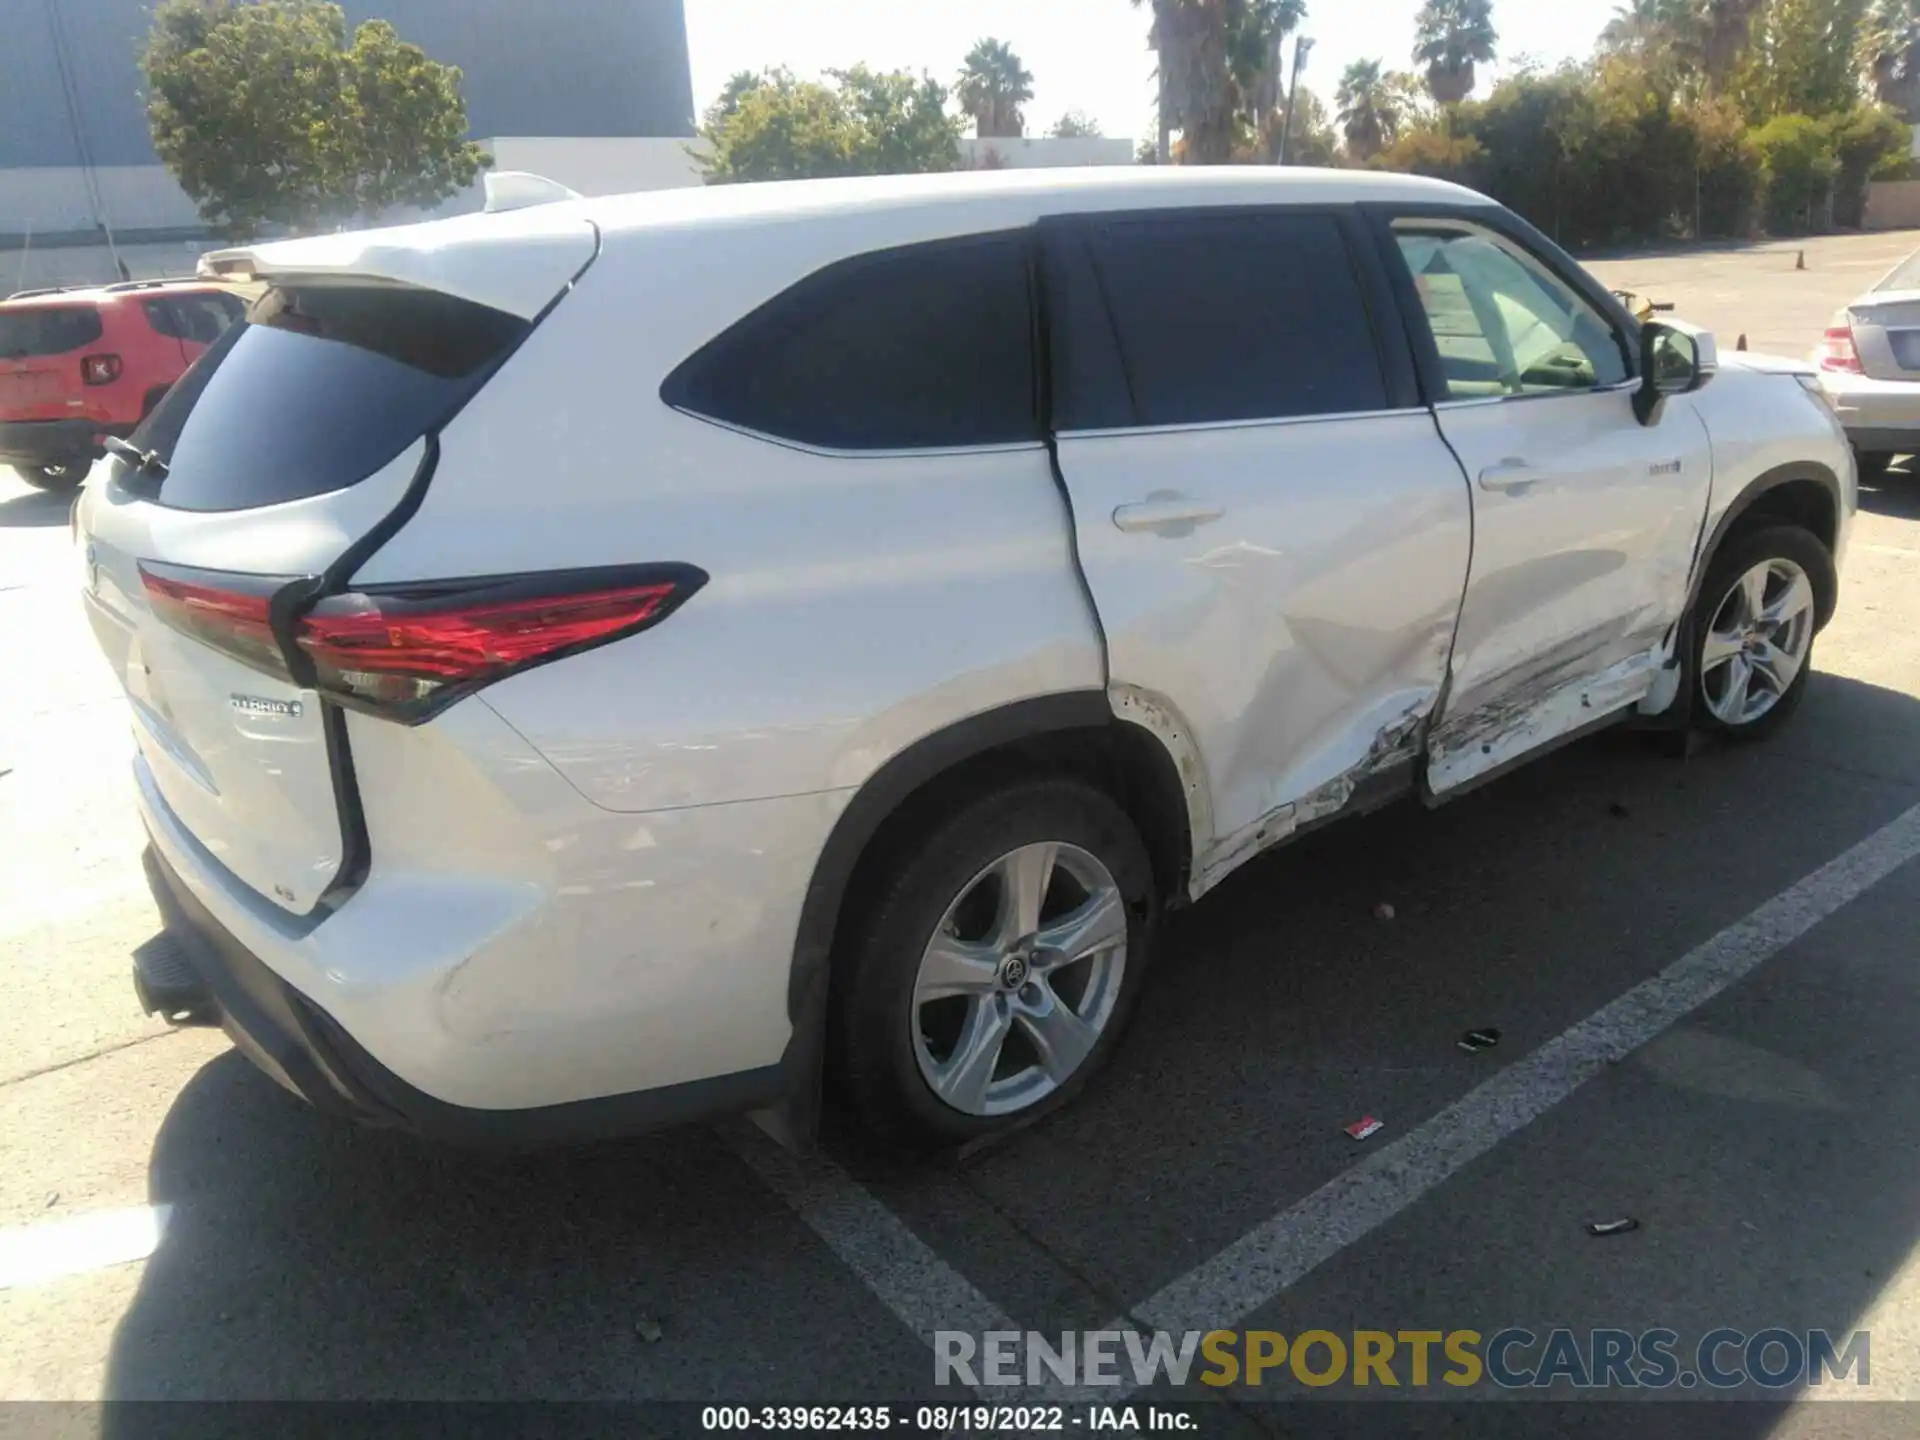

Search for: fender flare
xmin=1686 ymin=460 xmax=1844 ymax=625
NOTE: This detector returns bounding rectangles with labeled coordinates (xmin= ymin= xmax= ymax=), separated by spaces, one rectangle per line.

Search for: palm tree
xmin=1413 ymin=0 xmax=1498 ymax=106
xmin=1695 ymin=0 xmax=1764 ymax=95
xmin=1131 ymin=0 xmax=1305 ymax=165
xmin=1132 ymin=0 xmax=1236 ymax=164
xmin=1862 ymin=0 xmax=1920 ymax=119
xmin=1335 ymin=58 xmax=1402 ymax=161
xmin=956 ymin=38 xmax=1034 ymax=138
xmin=1599 ymin=0 xmax=1688 ymax=57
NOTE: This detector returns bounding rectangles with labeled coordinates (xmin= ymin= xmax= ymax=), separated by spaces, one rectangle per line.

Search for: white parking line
xmin=732 ymin=800 xmax=1920 ymax=1400
xmin=0 ymin=1204 xmax=172 ymax=1290
xmin=724 ymin=1123 xmax=1019 ymax=1344
xmin=1135 ymin=799 xmax=1920 ymax=1335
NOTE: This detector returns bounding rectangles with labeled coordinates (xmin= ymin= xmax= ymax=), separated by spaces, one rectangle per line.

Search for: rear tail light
xmin=139 ymin=565 xmax=294 ymax=680
xmin=82 ymin=354 xmax=122 ymax=385
xmin=139 ymin=563 xmax=706 ymax=723
xmin=1817 ymin=320 xmax=1864 ymax=374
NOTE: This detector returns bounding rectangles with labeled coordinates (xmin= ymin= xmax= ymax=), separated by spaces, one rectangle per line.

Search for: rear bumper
xmin=138 ymin=841 xmax=786 ymax=1147
xmin=0 ymin=418 xmax=113 ymax=465
xmin=1818 ymin=373 xmax=1920 ymax=451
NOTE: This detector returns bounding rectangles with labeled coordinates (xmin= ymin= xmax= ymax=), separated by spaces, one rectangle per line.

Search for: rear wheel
xmin=1689 ymin=525 xmax=1833 ymax=743
xmin=832 ymin=778 xmax=1157 ymax=1148
xmin=18 ymin=462 xmax=87 ymax=491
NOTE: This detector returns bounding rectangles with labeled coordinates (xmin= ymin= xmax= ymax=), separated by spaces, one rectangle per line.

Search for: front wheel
xmin=1689 ymin=525 xmax=1834 ymax=742
xmin=17 ymin=462 xmax=87 ymax=491
xmin=832 ymin=778 xmax=1157 ymax=1149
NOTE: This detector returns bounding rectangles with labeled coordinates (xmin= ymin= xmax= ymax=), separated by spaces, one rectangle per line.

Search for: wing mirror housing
xmin=1635 ymin=319 xmax=1718 ymax=426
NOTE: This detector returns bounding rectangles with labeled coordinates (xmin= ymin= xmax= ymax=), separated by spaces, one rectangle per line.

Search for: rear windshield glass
xmin=137 ymin=283 xmax=529 ymax=513
xmin=0 ymin=305 xmax=104 ymax=358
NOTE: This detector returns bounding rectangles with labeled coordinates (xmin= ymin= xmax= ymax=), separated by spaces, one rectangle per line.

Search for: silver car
xmin=1816 ymin=245 xmax=1920 ymax=475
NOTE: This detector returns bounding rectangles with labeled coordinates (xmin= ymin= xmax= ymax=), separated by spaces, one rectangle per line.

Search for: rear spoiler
xmin=195 ymin=182 xmax=599 ymax=321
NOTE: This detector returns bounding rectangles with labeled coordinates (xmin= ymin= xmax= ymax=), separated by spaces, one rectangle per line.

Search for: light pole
xmin=1277 ymin=36 xmax=1315 ymax=166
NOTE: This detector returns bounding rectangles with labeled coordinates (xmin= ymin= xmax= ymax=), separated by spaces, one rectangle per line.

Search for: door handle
xmin=1478 ymin=459 xmax=1545 ymax=494
xmin=1112 ymin=498 xmax=1226 ymax=534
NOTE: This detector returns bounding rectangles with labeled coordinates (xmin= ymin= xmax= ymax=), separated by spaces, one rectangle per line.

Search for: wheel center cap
xmin=999 ymin=954 xmax=1031 ymax=990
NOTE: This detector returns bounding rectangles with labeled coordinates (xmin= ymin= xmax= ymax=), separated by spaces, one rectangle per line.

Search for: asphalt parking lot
xmin=6 ymin=232 xmax=1920 ymax=1435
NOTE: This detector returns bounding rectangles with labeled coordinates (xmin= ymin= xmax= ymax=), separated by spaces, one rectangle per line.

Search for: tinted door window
xmin=664 ymin=232 xmax=1038 ymax=451
xmin=136 ymin=283 xmax=528 ymax=513
xmin=0 ymin=305 xmax=104 ymax=357
xmin=1082 ymin=212 xmax=1389 ymax=427
xmin=1394 ymin=225 xmax=1629 ymax=399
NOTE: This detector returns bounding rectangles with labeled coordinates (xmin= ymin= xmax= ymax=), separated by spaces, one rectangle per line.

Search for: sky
xmin=683 ymin=0 xmax=1628 ymax=142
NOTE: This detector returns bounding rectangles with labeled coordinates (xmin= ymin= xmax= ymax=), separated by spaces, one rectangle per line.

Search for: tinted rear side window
xmin=138 ymin=284 xmax=528 ymax=513
xmin=664 ymin=231 xmax=1038 ymax=450
xmin=0 ymin=305 xmax=104 ymax=358
xmin=1084 ymin=212 xmax=1388 ymax=426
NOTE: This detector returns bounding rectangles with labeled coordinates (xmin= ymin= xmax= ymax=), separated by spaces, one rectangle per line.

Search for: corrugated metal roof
xmin=3 ymin=0 xmax=695 ymax=170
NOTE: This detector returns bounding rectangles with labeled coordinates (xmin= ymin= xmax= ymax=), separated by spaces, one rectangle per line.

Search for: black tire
xmin=18 ymin=462 xmax=87 ymax=491
xmin=1854 ymin=448 xmax=1893 ymax=482
xmin=831 ymin=777 xmax=1158 ymax=1149
xmin=1687 ymin=524 xmax=1835 ymax=743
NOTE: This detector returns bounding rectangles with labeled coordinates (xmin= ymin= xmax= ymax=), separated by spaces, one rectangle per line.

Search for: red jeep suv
xmin=0 ymin=279 xmax=246 ymax=491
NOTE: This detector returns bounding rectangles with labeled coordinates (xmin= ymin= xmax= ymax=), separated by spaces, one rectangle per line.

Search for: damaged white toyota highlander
xmin=79 ymin=167 xmax=1853 ymax=1150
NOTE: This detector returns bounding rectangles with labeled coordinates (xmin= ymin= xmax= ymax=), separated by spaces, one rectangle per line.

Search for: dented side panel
xmin=1423 ymin=388 xmax=1715 ymax=796
xmin=1059 ymin=410 xmax=1473 ymax=899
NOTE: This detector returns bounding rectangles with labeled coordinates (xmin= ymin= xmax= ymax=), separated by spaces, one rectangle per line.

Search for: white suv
xmin=81 ymin=168 xmax=1853 ymax=1150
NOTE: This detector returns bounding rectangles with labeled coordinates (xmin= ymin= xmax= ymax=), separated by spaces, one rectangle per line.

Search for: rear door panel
xmin=1041 ymin=210 xmax=1473 ymax=891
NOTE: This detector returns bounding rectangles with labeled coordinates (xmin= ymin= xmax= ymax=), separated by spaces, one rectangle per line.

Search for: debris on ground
xmin=1345 ymin=1116 xmax=1385 ymax=1141
xmin=634 ymin=1316 xmax=665 ymax=1344
xmin=1457 ymin=1029 xmax=1502 ymax=1054
xmin=1608 ymin=802 xmax=1631 ymax=819
xmin=44 ymin=1191 xmax=59 ymax=1209
xmin=1373 ymin=902 xmax=1396 ymax=921
xmin=1587 ymin=1218 xmax=1641 ymax=1238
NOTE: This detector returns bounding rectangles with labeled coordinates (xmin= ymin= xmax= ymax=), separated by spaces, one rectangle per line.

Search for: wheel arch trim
xmin=1690 ymin=461 xmax=1843 ymax=625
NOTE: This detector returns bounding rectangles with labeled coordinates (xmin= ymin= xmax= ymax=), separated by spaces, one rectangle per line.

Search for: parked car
xmin=1816 ymin=244 xmax=1920 ymax=475
xmin=0 ymin=278 xmax=245 ymax=490
xmin=79 ymin=167 xmax=1854 ymax=1152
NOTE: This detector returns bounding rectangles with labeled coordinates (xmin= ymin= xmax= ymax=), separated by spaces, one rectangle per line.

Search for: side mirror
xmin=1635 ymin=319 xmax=1718 ymax=426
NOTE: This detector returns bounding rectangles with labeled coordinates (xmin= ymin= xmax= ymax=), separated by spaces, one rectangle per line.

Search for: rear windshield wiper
xmin=104 ymin=436 xmax=169 ymax=480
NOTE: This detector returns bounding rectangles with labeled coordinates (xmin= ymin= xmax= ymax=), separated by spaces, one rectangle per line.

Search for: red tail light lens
xmin=295 ymin=566 xmax=706 ymax=722
xmin=139 ymin=564 xmax=295 ymax=679
xmin=139 ymin=563 xmax=705 ymax=723
xmin=82 ymin=354 xmax=123 ymax=385
xmin=1817 ymin=324 xmax=1864 ymax=375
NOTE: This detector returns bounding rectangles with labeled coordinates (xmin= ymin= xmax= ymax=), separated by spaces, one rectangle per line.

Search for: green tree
xmin=142 ymin=0 xmax=487 ymax=238
xmin=1132 ymin=0 xmax=1303 ymax=165
xmin=1749 ymin=111 xmax=1839 ymax=228
xmin=699 ymin=67 xmax=960 ymax=183
xmin=956 ymin=38 xmax=1035 ymax=138
xmin=1335 ymin=58 xmax=1404 ymax=159
xmin=1280 ymin=87 xmax=1341 ymax=164
xmin=1737 ymin=0 xmax=1870 ymax=122
xmin=1861 ymin=0 xmax=1920 ymax=118
xmin=1414 ymin=0 xmax=1499 ymax=104
xmin=1050 ymin=110 xmax=1105 ymax=137
xmin=1830 ymin=103 xmax=1914 ymax=220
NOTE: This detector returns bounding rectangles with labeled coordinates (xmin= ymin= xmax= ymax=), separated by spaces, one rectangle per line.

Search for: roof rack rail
xmin=4 ymin=285 xmax=85 ymax=300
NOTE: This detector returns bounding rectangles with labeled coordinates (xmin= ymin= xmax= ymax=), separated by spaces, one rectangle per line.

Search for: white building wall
xmin=958 ymin=136 xmax=1135 ymax=170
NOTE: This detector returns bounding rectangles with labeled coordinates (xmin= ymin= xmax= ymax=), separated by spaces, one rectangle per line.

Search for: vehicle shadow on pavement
xmin=98 ymin=674 xmax=1920 ymax=1420
xmin=1858 ymin=461 xmax=1920 ymax=521
xmin=0 ymin=485 xmax=73 ymax=529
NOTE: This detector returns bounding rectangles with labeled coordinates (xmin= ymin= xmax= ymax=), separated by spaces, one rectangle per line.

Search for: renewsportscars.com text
xmin=935 ymin=1328 xmax=1871 ymax=1391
